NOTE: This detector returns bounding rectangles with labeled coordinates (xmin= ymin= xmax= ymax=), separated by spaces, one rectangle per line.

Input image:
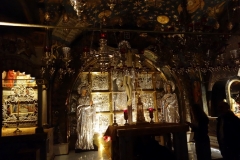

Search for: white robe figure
xmin=161 ymin=81 xmax=180 ymax=123
xmin=75 ymin=86 xmax=95 ymax=150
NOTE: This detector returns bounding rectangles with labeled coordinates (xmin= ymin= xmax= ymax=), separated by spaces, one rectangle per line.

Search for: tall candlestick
xmin=148 ymin=107 xmax=155 ymax=124
xmin=17 ymin=101 xmax=19 ymax=118
xmin=114 ymin=102 xmax=116 ymax=114
xmin=113 ymin=101 xmax=118 ymax=126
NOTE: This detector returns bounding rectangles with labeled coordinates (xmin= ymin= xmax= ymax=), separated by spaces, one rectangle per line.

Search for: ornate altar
xmin=68 ymin=71 xmax=167 ymax=137
xmin=2 ymin=71 xmax=38 ymax=128
xmin=67 ymin=38 xmax=180 ymax=150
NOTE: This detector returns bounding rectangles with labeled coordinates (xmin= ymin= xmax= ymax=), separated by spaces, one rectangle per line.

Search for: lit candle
xmin=124 ymin=109 xmax=128 ymax=120
xmin=149 ymin=108 xmax=153 ymax=119
xmin=100 ymin=32 xmax=107 ymax=39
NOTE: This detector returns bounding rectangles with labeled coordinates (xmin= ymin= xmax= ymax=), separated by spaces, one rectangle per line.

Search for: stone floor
xmin=54 ymin=142 xmax=223 ymax=160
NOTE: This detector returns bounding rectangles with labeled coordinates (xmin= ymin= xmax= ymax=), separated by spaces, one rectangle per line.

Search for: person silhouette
xmin=216 ymin=101 xmax=240 ymax=160
xmin=186 ymin=104 xmax=211 ymax=160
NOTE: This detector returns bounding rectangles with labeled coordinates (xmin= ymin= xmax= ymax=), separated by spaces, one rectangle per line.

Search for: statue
xmin=75 ymin=85 xmax=96 ymax=150
xmin=123 ymin=71 xmax=133 ymax=106
xmin=118 ymin=40 xmax=134 ymax=106
xmin=161 ymin=81 xmax=180 ymax=123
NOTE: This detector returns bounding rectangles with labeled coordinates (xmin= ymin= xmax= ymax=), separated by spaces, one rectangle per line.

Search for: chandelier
xmin=81 ymin=32 xmax=116 ymax=72
xmin=70 ymin=0 xmax=86 ymax=19
xmin=41 ymin=45 xmax=75 ymax=79
xmin=80 ymin=31 xmax=149 ymax=75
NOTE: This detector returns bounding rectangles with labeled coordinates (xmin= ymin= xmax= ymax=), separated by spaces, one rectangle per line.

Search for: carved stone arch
xmin=208 ymin=71 xmax=236 ymax=91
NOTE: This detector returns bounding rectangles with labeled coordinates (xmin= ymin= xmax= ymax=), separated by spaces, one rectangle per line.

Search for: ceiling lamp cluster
xmin=81 ymin=32 xmax=116 ymax=72
xmin=80 ymin=31 xmax=149 ymax=74
xmin=41 ymin=28 xmax=74 ymax=79
xmin=70 ymin=0 xmax=86 ymax=19
xmin=108 ymin=0 xmax=117 ymax=10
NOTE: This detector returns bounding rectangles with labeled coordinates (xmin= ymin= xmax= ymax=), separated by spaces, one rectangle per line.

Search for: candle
xmin=100 ymin=32 xmax=107 ymax=39
xmin=124 ymin=109 xmax=128 ymax=120
xmin=149 ymin=108 xmax=153 ymax=119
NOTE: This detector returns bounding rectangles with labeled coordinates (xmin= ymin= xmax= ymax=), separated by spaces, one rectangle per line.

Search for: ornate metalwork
xmin=115 ymin=112 xmax=126 ymax=126
xmin=113 ymin=93 xmax=127 ymax=110
xmin=96 ymin=114 xmax=110 ymax=134
xmin=92 ymin=94 xmax=110 ymax=112
xmin=137 ymin=73 xmax=153 ymax=89
xmin=140 ymin=92 xmax=154 ymax=108
xmin=2 ymin=81 xmax=38 ymax=128
xmin=91 ymin=73 xmax=109 ymax=90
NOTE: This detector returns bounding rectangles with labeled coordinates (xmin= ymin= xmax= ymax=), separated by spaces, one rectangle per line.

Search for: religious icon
xmin=161 ymin=80 xmax=180 ymax=123
xmin=75 ymin=84 xmax=96 ymax=150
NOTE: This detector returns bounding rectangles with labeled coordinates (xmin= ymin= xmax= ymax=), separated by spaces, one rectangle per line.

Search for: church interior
xmin=1 ymin=0 xmax=240 ymax=160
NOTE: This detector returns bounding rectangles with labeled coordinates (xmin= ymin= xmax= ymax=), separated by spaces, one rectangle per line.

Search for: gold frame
xmin=226 ymin=76 xmax=240 ymax=112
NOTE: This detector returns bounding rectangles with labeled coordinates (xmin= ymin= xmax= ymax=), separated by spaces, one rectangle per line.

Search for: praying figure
xmin=161 ymin=81 xmax=180 ymax=123
xmin=75 ymin=85 xmax=96 ymax=150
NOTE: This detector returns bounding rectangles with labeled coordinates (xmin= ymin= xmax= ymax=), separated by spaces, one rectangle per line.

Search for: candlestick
xmin=148 ymin=107 xmax=155 ymax=124
xmin=124 ymin=109 xmax=129 ymax=125
xmin=149 ymin=108 xmax=153 ymax=118
xmin=112 ymin=101 xmax=118 ymax=126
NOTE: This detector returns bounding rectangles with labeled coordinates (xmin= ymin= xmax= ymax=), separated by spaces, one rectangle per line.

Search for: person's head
xmin=166 ymin=84 xmax=172 ymax=93
xmin=80 ymin=86 xmax=88 ymax=96
xmin=218 ymin=101 xmax=230 ymax=116
xmin=77 ymin=85 xmax=88 ymax=96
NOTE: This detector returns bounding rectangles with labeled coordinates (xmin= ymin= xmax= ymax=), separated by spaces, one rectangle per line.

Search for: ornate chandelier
xmin=41 ymin=45 xmax=74 ymax=79
xmin=70 ymin=0 xmax=86 ymax=19
xmin=81 ymin=32 xmax=116 ymax=72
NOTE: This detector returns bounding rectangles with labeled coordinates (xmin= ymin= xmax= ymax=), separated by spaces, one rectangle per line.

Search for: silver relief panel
xmin=92 ymin=93 xmax=110 ymax=112
xmin=91 ymin=73 xmax=109 ymax=90
xmin=115 ymin=112 xmax=126 ymax=125
xmin=138 ymin=73 xmax=153 ymax=89
xmin=112 ymin=92 xmax=127 ymax=110
xmin=95 ymin=114 xmax=110 ymax=134
xmin=156 ymin=91 xmax=164 ymax=122
xmin=140 ymin=92 xmax=154 ymax=109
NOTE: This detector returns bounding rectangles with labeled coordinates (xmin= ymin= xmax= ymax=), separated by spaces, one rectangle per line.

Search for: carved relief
xmin=92 ymin=93 xmax=110 ymax=112
xmin=91 ymin=73 xmax=109 ymax=90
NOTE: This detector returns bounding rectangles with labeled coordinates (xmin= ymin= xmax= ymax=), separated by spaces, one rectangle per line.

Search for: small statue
xmin=75 ymin=85 xmax=95 ymax=150
xmin=161 ymin=81 xmax=180 ymax=123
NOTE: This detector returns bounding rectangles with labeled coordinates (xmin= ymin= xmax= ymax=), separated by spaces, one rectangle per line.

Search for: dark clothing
xmin=217 ymin=111 xmax=240 ymax=160
xmin=133 ymin=136 xmax=176 ymax=160
xmin=190 ymin=116 xmax=211 ymax=160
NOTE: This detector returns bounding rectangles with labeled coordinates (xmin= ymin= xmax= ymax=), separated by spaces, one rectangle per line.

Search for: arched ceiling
xmin=50 ymin=0 xmax=231 ymax=44
xmin=1 ymin=0 xmax=240 ymax=77
xmin=0 ymin=0 xmax=237 ymax=44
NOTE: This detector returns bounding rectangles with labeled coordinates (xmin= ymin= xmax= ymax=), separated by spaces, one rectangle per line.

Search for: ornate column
xmin=47 ymin=79 xmax=53 ymax=126
xmin=42 ymin=85 xmax=47 ymax=125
